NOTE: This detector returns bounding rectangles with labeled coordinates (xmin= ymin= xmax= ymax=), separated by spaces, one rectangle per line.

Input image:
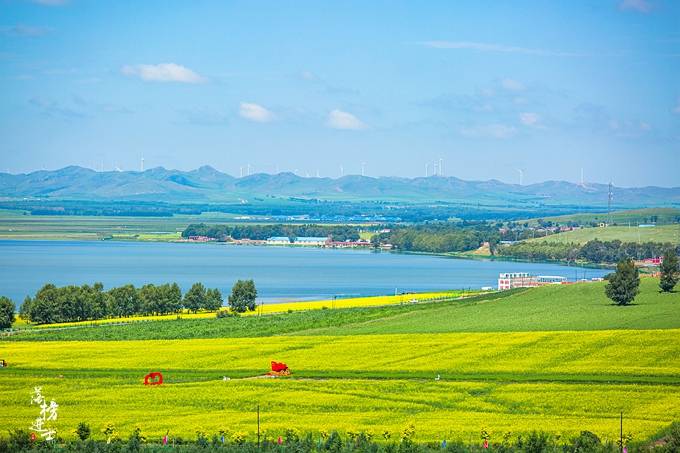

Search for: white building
xmin=498 ymin=272 xmax=537 ymax=290
xmin=294 ymin=236 xmax=329 ymax=246
xmin=266 ymin=236 xmax=291 ymax=245
xmin=498 ymin=272 xmax=568 ymax=290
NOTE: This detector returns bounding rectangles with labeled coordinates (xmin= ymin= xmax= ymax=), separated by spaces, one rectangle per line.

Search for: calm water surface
xmin=0 ymin=240 xmax=608 ymax=303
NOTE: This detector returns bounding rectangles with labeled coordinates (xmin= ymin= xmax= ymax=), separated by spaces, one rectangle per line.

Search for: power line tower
xmin=607 ymin=181 xmax=613 ymax=226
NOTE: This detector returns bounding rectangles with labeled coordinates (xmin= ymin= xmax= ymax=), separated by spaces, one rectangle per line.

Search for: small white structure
xmin=294 ymin=236 xmax=329 ymax=246
xmin=537 ymin=275 xmax=567 ymax=284
xmin=266 ymin=236 xmax=291 ymax=245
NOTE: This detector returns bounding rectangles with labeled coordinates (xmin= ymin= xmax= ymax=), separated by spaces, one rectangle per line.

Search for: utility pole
xmin=608 ymin=181 xmax=613 ymax=226
xmin=620 ymin=411 xmax=623 ymax=453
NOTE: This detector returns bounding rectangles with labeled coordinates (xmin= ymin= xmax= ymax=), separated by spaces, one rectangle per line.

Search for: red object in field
xmin=144 ymin=372 xmax=163 ymax=385
xmin=271 ymin=361 xmax=288 ymax=372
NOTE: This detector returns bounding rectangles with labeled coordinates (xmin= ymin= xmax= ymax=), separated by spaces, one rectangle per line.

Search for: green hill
xmin=526 ymin=207 xmax=680 ymax=226
xmin=528 ymin=224 xmax=680 ymax=245
xmin=306 ymin=278 xmax=680 ymax=335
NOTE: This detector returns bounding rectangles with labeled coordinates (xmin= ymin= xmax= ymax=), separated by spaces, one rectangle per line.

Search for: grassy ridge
xmin=524 ymin=208 xmax=680 ymax=226
xmin=527 ymin=224 xmax=680 ymax=245
xmin=7 ymin=291 xmax=516 ymax=341
xmin=27 ymin=290 xmax=476 ymax=329
xmin=308 ymin=279 xmax=680 ymax=335
xmin=9 ymin=280 xmax=679 ymax=341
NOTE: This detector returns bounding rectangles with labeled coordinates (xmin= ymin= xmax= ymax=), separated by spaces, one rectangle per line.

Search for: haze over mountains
xmin=1 ymin=166 xmax=679 ymax=208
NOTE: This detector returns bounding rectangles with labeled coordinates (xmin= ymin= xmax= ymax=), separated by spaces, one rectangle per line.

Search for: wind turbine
xmin=439 ymin=158 xmax=444 ymax=176
xmin=516 ymin=169 xmax=524 ymax=186
xmin=425 ymin=163 xmax=429 ymax=177
xmin=361 ymin=162 xmax=366 ymax=177
xmin=140 ymin=155 xmax=145 ymax=172
xmin=340 ymin=165 xmax=344 ymax=177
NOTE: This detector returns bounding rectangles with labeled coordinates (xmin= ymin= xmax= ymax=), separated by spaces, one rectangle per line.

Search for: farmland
xmin=527 ymin=224 xmax=680 ymax=245
xmin=2 ymin=279 xmax=680 ymax=444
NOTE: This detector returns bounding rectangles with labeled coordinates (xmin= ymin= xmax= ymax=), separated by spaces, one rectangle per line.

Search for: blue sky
xmin=1 ymin=0 xmax=679 ymax=187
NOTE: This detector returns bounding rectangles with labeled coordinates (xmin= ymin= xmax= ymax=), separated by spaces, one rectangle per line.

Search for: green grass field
xmin=524 ymin=208 xmax=680 ymax=227
xmin=2 ymin=280 xmax=679 ymax=443
xmin=528 ymin=224 xmax=680 ymax=245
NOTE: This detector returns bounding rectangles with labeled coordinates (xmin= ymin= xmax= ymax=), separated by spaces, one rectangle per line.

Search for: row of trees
xmin=373 ymin=223 xmax=499 ymax=253
xmin=182 ymin=223 xmax=360 ymax=242
xmin=19 ymin=282 xmax=224 ymax=325
xmin=498 ymin=239 xmax=680 ymax=264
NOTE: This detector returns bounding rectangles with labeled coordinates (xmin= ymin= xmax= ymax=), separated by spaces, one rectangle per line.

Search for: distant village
xmin=184 ymin=232 xmax=394 ymax=249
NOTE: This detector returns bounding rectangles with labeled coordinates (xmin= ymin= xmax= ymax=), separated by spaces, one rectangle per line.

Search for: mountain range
xmin=1 ymin=166 xmax=678 ymax=208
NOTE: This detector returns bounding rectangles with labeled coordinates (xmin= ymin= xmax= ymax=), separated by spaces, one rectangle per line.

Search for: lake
xmin=0 ymin=240 xmax=608 ymax=303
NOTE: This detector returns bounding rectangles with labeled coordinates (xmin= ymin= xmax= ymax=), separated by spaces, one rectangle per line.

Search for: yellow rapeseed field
xmin=2 ymin=329 xmax=679 ymax=442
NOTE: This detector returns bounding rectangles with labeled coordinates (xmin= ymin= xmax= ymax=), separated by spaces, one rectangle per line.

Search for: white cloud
xmin=619 ymin=0 xmax=652 ymax=13
xmin=327 ymin=109 xmax=366 ymax=130
xmin=422 ymin=41 xmax=584 ymax=57
xmin=301 ymin=71 xmax=317 ymax=81
xmin=0 ymin=24 xmax=52 ymax=37
xmin=501 ymin=78 xmax=525 ymax=91
xmin=239 ymin=102 xmax=274 ymax=123
xmin=519 ymin=112 xmax=540 ymax=126
xmin=121 ymin=63 xmax=205 ymax=83
xmin=459 ymin=124 xmax=516 ymax=139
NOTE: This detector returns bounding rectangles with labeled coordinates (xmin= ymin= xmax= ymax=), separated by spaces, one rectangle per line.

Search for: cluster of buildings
xmin=497 ymin=272 xmax=605 ymax=290
xmin=266 ymin=236 xmax=374 ymax=248
xmin=266 ymin=236 xmax=328 ymax=246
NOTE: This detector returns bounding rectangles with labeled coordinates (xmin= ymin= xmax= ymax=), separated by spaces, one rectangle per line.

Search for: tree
xmin=228 ymin=280 xmax=257 ymax=313
xmin=183 ymin=282 xmax=207 ymax=313
xmin=660 ymin=249 xmax=679 ymax=292
xmin=204 ymin=288 xmax=223 ymax=311
xmin=0 ymin=296 xmax=15 ymax=329
xmin=138 ymin=284 xmax=158 ymax=315
xmin=108 ymin=285 xmax=140 ymax=317
xmin=605 ymin=258 xmax=640 ymax=306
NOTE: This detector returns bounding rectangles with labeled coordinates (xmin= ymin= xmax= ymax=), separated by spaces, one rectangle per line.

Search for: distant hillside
xmin=527 ymin=224 xmax=680 ymax=245
xmin=1 ymin=166 xmax=679 ymax=207
xmin=524 ymin=207 xmax=680 ymax=226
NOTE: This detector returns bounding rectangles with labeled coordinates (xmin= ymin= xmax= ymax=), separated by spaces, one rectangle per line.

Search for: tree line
xmin=373 ymin=223 xmax=500 ymax=253
xmin=18 ymin=282 xmax=224 ymax=325
xmin=182 ymin=223 xmax=360 ymax=242
xmin=497 ymin=239 xmax=680 ymax=264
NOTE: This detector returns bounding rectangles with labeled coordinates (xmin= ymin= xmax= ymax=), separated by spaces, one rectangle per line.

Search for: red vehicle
xmin=268 ymin=361 xmax=291 ymax=376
